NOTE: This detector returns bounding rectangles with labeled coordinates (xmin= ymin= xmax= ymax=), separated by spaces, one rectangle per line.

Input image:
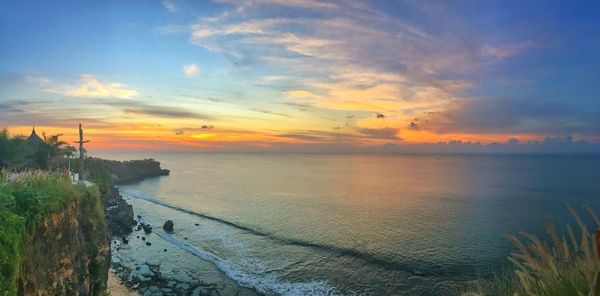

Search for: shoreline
xmin=89 ymin=157 xmax=178 ymax=294
xmin=109 ymin=186 xmax=261 ymax=296
xmin=110 ymin=237 xmax=215 ymax=296
xmin=109 ymin=184 xmax=219 ymax=295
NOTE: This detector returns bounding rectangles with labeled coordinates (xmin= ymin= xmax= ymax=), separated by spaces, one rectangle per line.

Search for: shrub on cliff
xmin=0 ymin=171 xmax=102 ymax=294
xmin=0 ymin=128 xmax=75 ymax=170
xmin=1 ymin=171 xmax=78 ymax=221
xmin=0 ymin=193 xmax=25 ymax=295
xmin=85 ymin=157 xmax=169 ymax=185
xmin=0 ymin=129 xmax=29 ymax=169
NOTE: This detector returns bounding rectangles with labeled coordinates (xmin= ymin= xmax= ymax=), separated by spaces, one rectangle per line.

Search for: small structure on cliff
xmin=73 ymin=123 xmax=90 ymax=181
xmin=26 ymin=126 xmax=44 ymax=146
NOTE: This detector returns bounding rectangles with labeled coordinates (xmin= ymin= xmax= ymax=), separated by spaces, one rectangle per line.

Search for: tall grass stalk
xmin=467 ymin=206 xmax=600 ymax=296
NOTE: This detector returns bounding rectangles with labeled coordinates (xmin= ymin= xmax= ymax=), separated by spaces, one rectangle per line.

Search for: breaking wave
xmin=158 ymin=233 xmax=339 ymax=296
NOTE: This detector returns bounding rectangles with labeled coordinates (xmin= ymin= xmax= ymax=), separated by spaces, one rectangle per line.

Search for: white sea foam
xmin=159 ymin=233 xmax=339 ymax=296
xmin=121 ymin=189 xmax=341 ymax=296
xmin=121 ymin=189 xmax=169 ymax=207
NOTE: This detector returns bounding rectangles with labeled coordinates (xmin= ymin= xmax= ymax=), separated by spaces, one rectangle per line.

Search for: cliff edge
xmin=0 ymin=173 xmax=109 ymax=296
xmin=85 ymin=157 xmax=170 ymax=237
xmin=0 ymin=159 xmax=170 ymax=295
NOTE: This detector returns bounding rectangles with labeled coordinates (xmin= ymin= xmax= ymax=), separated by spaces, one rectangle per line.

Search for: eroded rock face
xmin=86 ymin=157 xmax=170 ymax=237
xmin=17 ymin=197 xmax=110 ymax=296
xmin=104 ymin=185 xmax=136 ymax=237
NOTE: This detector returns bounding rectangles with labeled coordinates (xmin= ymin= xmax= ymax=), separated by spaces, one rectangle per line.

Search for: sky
xmin=1 ymin=0 xmax=599 ymax=152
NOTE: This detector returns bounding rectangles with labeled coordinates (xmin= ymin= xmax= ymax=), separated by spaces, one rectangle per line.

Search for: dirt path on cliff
xmin=108 ymin=272 xmax=139 ymax=296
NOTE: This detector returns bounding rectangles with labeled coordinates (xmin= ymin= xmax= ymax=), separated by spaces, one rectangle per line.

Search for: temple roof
xmin=27 ymin=126 xmax=44 ymax=145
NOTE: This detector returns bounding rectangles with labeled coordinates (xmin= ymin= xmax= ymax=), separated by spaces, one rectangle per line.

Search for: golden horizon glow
xmin=7 ymin=124 xmax=591 ymax=153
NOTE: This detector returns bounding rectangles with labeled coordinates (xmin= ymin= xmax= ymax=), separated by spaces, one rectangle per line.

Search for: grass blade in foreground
xmin=466 ymin=206 xmax=600 ymax=296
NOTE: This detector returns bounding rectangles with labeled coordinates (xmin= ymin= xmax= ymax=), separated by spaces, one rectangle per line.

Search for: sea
xmin=96 ymin=152 xmax=600 ymax=295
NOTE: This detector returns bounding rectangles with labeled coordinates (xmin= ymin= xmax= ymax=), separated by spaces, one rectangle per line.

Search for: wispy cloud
xmin=162 ymin=0 xmax=177 ymax=12
xmin=177 ymin=0 xmax=545 ymax=144
xmin=183 ymin=63 xmax=199 ymax=77
xmin=25 ymin=75 xmax=50 ymax=85
xmin=124 ymin=107 xmax=210 ymax=119
xmin=355 ymin=127 xmax=400 ymax=140
xmin=251 ymin=108 xmax=291 ymax=118
xmin=103 ymin=99 xmax=212 ymax=120
xmin=481 ymin=42 xmax=533 ymax=59
xmin=45 ymin=75 xmax=138 ymax=99
xmin=184 ymin=2 xmax=486 ymax=124
xmin=416 ymin=98 xmax=600 ymax=136
xmin=275 ymin=126 xmax=401 ymax=144
xmin=7 ymin=0 xmax=594 ymax=151
xmin=217 ymin=0 xmax=340 ymax=10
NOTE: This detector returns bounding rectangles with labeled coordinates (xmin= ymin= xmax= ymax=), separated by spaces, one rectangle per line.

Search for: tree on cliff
xmin=0 ymin=129 xmax=29 ymax=169
xmin=0 ymin=128 xmax=75 ymax=170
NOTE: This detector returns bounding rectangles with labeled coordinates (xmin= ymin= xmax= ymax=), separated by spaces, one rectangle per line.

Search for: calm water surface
xmin=99 ymin=153 xmax=600 ymax=295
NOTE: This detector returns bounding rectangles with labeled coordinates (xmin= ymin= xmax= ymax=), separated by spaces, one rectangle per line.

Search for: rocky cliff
xmin=85 ymin=157 xmax=170 ymax=236
xmin=0 ymin=173 xmax=110 ymax=296
xmin=16 ymin=190 xmax=110 ymax=296
xmin=1 ymin=159 xmax=170 ymax=295
xmin=86 ymin=157 xmax=170 ymax=185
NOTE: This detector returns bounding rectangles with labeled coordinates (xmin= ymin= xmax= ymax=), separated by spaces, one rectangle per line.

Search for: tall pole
xmin=74 ymin=124 xmax=90 ymax=181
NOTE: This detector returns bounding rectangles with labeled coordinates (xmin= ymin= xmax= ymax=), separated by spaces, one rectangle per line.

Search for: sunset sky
xmin=1 ymin=0 xmax=599 ymax=152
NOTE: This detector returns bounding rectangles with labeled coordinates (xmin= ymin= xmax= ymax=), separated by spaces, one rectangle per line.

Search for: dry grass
xmin=466 ymin=205 xmax=600 ymax=296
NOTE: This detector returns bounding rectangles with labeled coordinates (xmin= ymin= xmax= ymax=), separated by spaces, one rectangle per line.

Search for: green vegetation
xmin=466 ymin=206 xmax=600 ymax=296
xmin=86 ymin=157 xmax=169 ymax=185
xmin=79 ymin=185 xmax=108 ymax=279
xmin=0 ymin=171 xmax=99 ymax=295
xmin=0 ymin=130 xmax=29 ymax=169
xmin=0 ymin=128 xmax=158 ymax=294
xmin=0 ymin=194 xmax=25 ymax=296
xmin=84 ymin=157 xmax=168 ymax=236
xmin=0 ymin=129 xmax=75 ymax=170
